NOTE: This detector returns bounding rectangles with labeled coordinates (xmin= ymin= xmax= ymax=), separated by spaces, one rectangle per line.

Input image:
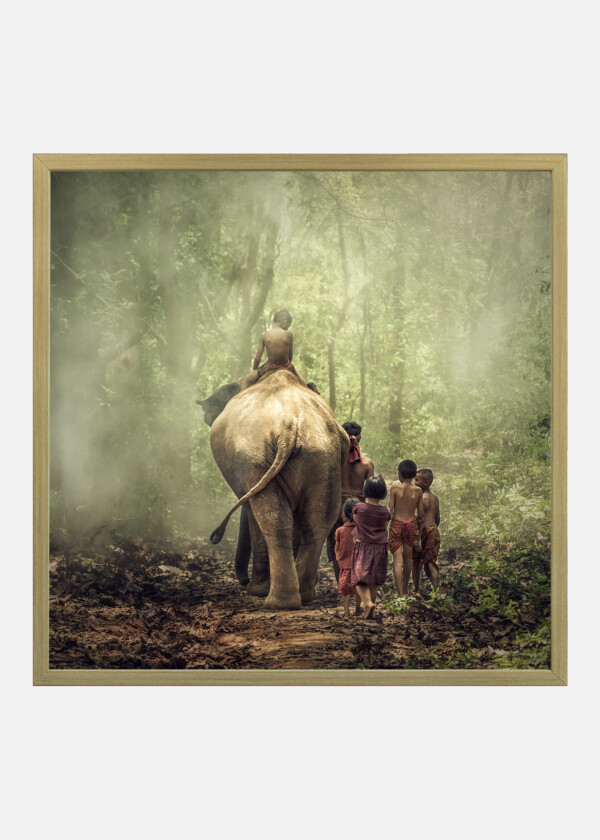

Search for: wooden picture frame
xmin=33 ymin=154 xmax=567 ymax=685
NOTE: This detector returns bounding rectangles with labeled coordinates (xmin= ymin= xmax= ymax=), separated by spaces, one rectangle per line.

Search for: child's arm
xmin=352 ymin=511 xmax=361 ymax=541
xmin=334 ymin=534 xmax=341 ymax=557
xmin=435 ymin=497 xmax=440 ymax=527
xmin=252 ymin=334 xmax=266 ymax=370
xmin=288 ymin=332 xmax=294 ymax=362
xmin=416 ymin=489 xmax=425 ymax=546
xmin=389 ymin=487 xmax=397 ymax=520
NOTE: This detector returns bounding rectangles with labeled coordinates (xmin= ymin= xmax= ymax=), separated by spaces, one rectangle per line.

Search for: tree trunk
xmin=235 ymin=232 xmax=260 ymax=377
xmin=388 ymin=224 xmax=405 ymax=437
xmin=358 ymin=233 xmax=368 ymax=420
xmin=328 ymin=211 xmax=353 ymax=412
xmin=158 ymin=180 xmax=183 ymax=378
xmin=328 ymin=339 xmax=336 ymax=411
xmin=470 ymin=175 xmax=513 ymax=356
xmin=235 ymin=193 xmax=281 ymax=378
xmin=359 ymin=325 xmax=366 ymax=419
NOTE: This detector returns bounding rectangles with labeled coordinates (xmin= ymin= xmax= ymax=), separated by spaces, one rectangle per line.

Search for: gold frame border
xmin=33 ymin=154 xmax=567 ymax=686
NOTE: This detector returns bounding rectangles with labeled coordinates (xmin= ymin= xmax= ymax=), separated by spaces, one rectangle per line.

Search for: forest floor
xmin=49 ymin=534 xmax=550 ymax=670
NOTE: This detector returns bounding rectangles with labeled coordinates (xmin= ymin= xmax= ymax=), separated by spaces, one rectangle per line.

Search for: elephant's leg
xmin=325 ymin=499 xmax=344 ymax=581
xmin=234 ymin=504 xmax=251 ymax=587
xmin=326 ymin=520 xmax=342 ymax=582
xmin=295 ymin=546 xmax=321 ymax=604
xmin=245 ymin=510 xmax=270 ymax=597
xmin=295 ymin=532 xmax=331 ymax=604
xmin=249 ymin=488 xmax=301 ymax=610
xmin=297 ymin=495 xmax=341 ymax=603
xmin=292 ymin=525 xmax=301 ymax=560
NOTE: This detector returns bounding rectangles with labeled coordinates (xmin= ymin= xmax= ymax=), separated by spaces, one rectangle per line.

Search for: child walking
xmin=334 ymin=497 xmax=362 ymax=619
xmin=389 ymin=460 xmax=425 ymax=596
xmin=350 ymin=475 xmax=391 ymax=620
xmin=413 ymin=469 xmax=441 ymax=595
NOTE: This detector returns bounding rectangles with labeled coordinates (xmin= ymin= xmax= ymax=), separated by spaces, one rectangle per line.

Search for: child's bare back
xmin=239 ymin=309 xmax=298 ymax=390
xmin=421 ymin=488 xmax=439 ymax=527
xmin=415 ymin=468 xmax=440 ymax=527
xmin=389 ymin=459 xmax=424 ymax=596
xmin=389 ymin=481 xmax=423 ymax=522
xmin=413 ymin=469 xmax=441 ymax=594
xmin=259 ymin=324 xmax=293 ymax=366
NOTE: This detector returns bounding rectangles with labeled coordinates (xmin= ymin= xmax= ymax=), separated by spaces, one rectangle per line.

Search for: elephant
xmin=200 ymin=370 xmax=349 ymax=610
xmin=199 ymin=377 xmax=322 ymax=588
xmin=199 ymin=382 xmax=253 ymax=585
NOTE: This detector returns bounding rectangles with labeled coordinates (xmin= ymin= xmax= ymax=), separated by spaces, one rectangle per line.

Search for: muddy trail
xmin=49 ymin=536 xmax=549 ymax=670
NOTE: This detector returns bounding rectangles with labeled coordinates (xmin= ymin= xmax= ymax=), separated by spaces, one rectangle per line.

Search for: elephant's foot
xmin=246 ymin=579 xmax=270 ymax=597
xmin=300 ymin=587 xmax=316 ymax=605
xmin=265 ymin=589 xmax=302 ymax=610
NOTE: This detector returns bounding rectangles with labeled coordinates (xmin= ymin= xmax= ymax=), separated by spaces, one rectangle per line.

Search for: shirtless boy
xmin=240 ymin=309 xmax=299 ymax=390
xmin=412 ymin=469 xmax=441 ymax=595
xmin=341 ymin=422 xmax=374 ymax=502
xmin=388 ymin=459 xmax=424 ymax=596
xmin=327 ymin=421 xmax=374 ymax=581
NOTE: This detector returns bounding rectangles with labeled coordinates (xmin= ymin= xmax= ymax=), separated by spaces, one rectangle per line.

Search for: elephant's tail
xmin=210 ymin=421 xmax=298 ymax=544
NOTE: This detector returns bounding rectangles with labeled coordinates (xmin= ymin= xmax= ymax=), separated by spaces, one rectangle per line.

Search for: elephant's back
xmin=211 ymin=371 xmax=347 ymax=463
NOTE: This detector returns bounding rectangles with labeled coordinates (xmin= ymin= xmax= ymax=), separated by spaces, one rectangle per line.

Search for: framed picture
xmin=33 ymin=154 xmax=567 ymax=685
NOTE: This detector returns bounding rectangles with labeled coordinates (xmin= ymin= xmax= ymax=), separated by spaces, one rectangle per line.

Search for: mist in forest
xmin=49 ymin=169 xmax=552 ymax=551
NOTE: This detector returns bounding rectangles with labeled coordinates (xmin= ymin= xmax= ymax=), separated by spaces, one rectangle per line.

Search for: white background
xmin=2 ymin=2 xmax=597 ymax=838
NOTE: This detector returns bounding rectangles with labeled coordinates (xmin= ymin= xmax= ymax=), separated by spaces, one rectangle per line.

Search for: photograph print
xmin=34 ymin=155 xmax=566 ymax=684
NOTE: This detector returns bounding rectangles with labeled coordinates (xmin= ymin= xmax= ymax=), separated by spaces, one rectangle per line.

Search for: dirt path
xmin=49 ymin=556 xmax=402 ymax=669
xmin=49 ymin=537 xmax=547 ymax=670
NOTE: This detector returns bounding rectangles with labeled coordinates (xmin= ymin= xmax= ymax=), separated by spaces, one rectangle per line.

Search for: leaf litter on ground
xmin=49 ymin=537 xmax=550 ymax=671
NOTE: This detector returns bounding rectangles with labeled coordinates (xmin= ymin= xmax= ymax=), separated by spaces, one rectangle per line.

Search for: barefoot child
xmin=335 ymin=498 xmax=362 ymax=618
xmin=240 ymin=309 xmax=299 ymax=389
xmin=413 ymin=469 xmax=441 ymax=594
xmin=389 ymin=460 xmax=425 ymax=596
xmin=350 ymin=476 xmax=391 ymax=620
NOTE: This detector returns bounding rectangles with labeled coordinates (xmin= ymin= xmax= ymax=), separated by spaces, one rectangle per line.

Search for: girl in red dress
xmin=334 ymin=497 xmax=362 ymax=619
xmin=350 ymin=475 xmax=391 ymax=620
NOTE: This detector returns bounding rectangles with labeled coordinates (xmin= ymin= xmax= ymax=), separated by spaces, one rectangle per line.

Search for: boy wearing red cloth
xmin=413 ymin=469 xmax=441 ymax=594
xmin=341 ymin=421 xmax=374 ymax=500
xmin=389 ymin=460 xmax=425 ymax=596
xmin=239 ymin=309 xmax=299 ymax=390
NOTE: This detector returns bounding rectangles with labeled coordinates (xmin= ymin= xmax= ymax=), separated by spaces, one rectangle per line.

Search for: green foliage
xmin=379 ymin=545 xmax=550 ymax=669
xmin=49 ymin=170 xmax=551 ymax=569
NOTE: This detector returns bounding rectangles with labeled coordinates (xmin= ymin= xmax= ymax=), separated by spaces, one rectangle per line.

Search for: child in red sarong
xmin=239 ymin=309 xmax=300 ymax=390
xmin=350 ymin=475 xmax=391 ymax=620
xmin=334 ymin=497 xmax=362 ymax=619
xmin=413 ymin=469 xmax=441 ymax=594
xmin=389 ymin=460 xmax=425 ymax=596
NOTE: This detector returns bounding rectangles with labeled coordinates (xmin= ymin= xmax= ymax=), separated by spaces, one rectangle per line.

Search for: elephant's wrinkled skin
xmin=199 ymin=382 xmax=253 ymax=585
xmin=206 ymin=370 xmax=349 ymax=610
